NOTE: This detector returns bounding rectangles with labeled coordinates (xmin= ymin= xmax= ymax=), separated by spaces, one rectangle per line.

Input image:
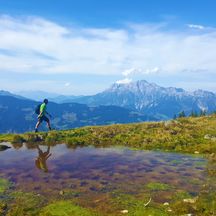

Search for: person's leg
xmin=47 ymin=120 xmax=52 ymax=130
xmin=35 ymin=119 xmax=41 ymax=132
xmin=45 ymin=117 xmax=52 ymax=130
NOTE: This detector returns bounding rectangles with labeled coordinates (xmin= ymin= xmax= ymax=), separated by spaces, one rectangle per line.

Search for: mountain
xmin=48 ymin=95 xmax=82 ymax=103
xmin=0 ymin=95 xmax=155 ymax=133
xmin=0 ymin=90 xmax=27 ymax=100
xmin=70 ymin=80 xmax=216 ymax=119
xmin=17 ymin=90 xmax=61 ymax=101
xmin=17 ymin=90 xmax=81 ymax=103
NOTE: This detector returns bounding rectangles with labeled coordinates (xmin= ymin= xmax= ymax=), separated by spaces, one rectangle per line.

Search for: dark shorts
xmin=38 ymin=115 xmax=49 ymax=123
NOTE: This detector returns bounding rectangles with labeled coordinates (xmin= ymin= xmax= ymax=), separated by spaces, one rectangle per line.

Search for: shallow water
xmin=0 ymin=143 xmax=209 ymax=213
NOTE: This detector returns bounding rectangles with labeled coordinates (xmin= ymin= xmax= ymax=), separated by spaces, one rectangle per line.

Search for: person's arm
xmin=38 ymin=110 xmax=43 ymax=118
xmin=45 ymin=153 xmax=52 ymax=160
xmin=46 ymin=111 xmax=52 ymax=118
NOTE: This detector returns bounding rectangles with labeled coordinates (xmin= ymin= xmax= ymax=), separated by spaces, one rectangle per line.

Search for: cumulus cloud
xmin=116 ymin=67 xmax=159 ymax=84
xmin=0 ymin=15 xmax=216 ymax=81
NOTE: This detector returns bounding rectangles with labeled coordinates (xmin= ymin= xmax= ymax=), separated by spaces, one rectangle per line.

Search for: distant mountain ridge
xmin=0 ymin=90 xmax=27 ymax=100
xmin=17 ymin=90 xmax=81 ymax=103
xmin=69 ymin=80 xmax=216 ymax=119
xmin=1 ymin=80 xmax=216 ymax=133
xmin=0 ymin=95 xmax=154 ymax=133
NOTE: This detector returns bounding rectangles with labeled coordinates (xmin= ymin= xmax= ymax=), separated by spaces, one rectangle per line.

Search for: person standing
xmin=35 ymin=99 xmax=52 ymax=132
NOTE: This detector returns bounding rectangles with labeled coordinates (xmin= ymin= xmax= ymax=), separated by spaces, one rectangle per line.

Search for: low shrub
xmin=12 ymin=135 xmax=25 ymax=144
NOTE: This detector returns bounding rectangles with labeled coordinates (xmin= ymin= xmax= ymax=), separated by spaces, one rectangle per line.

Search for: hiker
xmin=35 ymin=145 xmax=52 ymax=173
xmin=35 ymin=99 xmax=52 ymax=132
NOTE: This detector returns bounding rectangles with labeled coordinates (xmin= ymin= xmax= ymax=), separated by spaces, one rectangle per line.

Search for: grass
xmin=7 ymin=191 xmax=45 ymax=216
xmin=0 ymin=114 xmax=215 ymax=155
xmin=0 ymin=178 xmax=11 ymax=194
xmin=146 ymin=182 xmax=172 ymax=191
xmin=39 ymin=201 xmax=98 ymax=216
xmin=110 ymin=191 xmax=168 ymax=216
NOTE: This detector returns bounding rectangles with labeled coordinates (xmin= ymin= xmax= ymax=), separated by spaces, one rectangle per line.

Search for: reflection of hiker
xmin=35 ymin=99 xmax=52 ymax=133
xmin=35 ymin=145 xmax=52 ymax=173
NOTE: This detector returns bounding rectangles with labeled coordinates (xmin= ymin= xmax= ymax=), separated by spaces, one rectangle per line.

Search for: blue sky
xmin=0 ymin=0 xmax=216 ymax=95
xmin=0 ymin=0 xmax=215 ymax=27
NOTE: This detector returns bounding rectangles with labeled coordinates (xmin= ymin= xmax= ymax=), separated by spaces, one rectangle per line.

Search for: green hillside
xmin=1 ymin=114 xmax=216 ymax=155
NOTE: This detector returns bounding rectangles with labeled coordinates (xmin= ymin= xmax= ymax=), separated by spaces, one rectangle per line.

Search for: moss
xmin=0 ymin=202 xmax=7 ymax=215
xmin=194 ymin=175 xmax=216 ymax=216
xmin=25 ymin=133 xmax=43 ymax=143
xmin=173 ymin=191 xmax=193 ymax=200
xmin=127 ymin=207 xmax=168 ymax=216
xmin=45 ymin=131 xmax=61 ymax=144
xmin=39 ymin=201 xmax=98 ymax=216
xmin=170 ymin=200 xmax=195 ymax=215
xmin=170 ymin=189 xmax=216 ymax=215
xmin=195 ymin=192 xmax=216 ymax=215
xmin=65 ymin=136 xmax=88 ymax=146
xmin=146 ymin=182 xmax=172 ymax=191
xmin=110 ymin=191 xmax=168 ymax=216
xmin=12 ymin=135 xmax=25 ymax=144
xmin=7 ymin=191 xmax=45 ymax=216
xmin=0 ymin=178 xmax=11 ymax=194
xmin=0 ymin=134 xmax=14 ymax=142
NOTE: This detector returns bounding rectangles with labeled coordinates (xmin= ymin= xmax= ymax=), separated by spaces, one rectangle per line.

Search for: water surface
xmin=0 ymin=143 xmax=208 ymax=213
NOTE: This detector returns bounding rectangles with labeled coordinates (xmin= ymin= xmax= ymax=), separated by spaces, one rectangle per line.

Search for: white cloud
xmin=64 ymin=82 xmax=71 ymax=87
xmin=116 ymin=78 xmax=132 ymax=84
xmin=187 ymin=24 xmax=205 ymax=30
xmin=122 ymin=68 xmax=148 ymax=76
xmin=120 ymin=67 xmax=160 ymax=83
xmin=0 ymin=15 xmax=216 ymax=84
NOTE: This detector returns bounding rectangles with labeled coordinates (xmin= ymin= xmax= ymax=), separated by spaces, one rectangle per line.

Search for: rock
xmin=194 ymin=151 xmax=199 ymax=154
xmin=59 ymin=190 xmax=64 ymax=195
xmin=0 ymin=145 xmax=11 ymax=151
xmin=38 ymin=135 xmax=44 ymax=140
xmin=204 ymin=134 xmax=216 ymax=141
xmin=163 ymin=202 xmax=169 ymax=206
xmin=204 ymin=134 xmax=211 ymax=139
xmin=183 ymin=198 xmax=197 ymax=204
xmin=120 ymin=210 xmax=128 ymax=214
xmin=167 ymin=209 xmax=172 ymax=212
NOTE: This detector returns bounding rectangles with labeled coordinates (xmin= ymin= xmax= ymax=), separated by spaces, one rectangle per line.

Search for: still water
xmin=0 ymin=143 xmax=208 ymax=213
